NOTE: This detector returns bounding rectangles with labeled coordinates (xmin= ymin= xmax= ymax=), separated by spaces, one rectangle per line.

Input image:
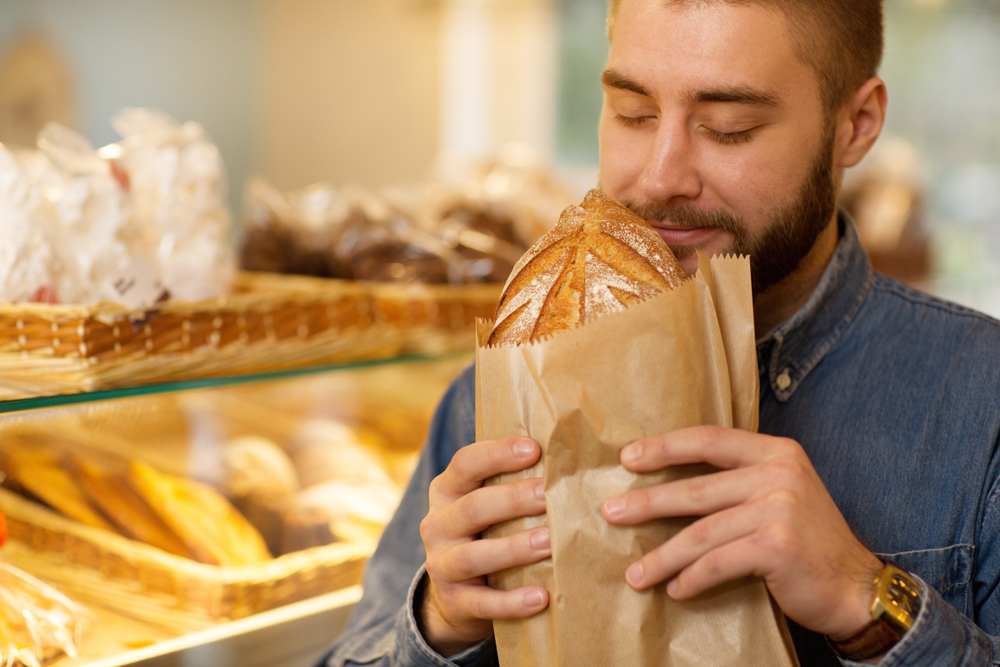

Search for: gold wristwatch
xmin=829 ymin=561 xmax=923 ymax=661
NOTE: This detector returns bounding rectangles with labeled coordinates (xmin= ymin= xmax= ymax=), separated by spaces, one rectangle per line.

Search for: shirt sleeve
xmin=318 ymin=364 xmax=498 ymax=667
xmin=838 ymin=428 xmax=1000 ymax=667
xmin=837 ymin=576 xmax=999 ymax=667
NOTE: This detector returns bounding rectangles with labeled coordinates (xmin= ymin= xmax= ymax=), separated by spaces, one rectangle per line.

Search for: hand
xmin=600 ymin=426 xmax=882 ymax=640
xmin=418 ymin=437 xmax=551 ymax=657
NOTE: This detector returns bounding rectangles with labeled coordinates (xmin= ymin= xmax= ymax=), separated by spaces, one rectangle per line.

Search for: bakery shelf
xmin=63 ymin=587 xmax=361 ymax=667
xmin=0 ymin=350 xmax=469 ymax=415
xmin=0 ymin=353 xmax=472 ymax=667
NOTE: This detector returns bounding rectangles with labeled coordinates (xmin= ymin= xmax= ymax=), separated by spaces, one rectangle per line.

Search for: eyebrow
xmin=690 ymin=87 xmax=780 ymax=107
xmin=601 ymin=69 xmax=653 ymax=97
xmin=601 ymin=68 xmax=781 ymax=108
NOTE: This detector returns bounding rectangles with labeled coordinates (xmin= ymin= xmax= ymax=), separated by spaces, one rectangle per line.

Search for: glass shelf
xmin=0 ymin=351 xmax=471 ymax=416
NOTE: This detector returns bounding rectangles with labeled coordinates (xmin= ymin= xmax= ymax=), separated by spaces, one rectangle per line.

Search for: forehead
xmin=609 ymin=0 xmax=821 ymax=112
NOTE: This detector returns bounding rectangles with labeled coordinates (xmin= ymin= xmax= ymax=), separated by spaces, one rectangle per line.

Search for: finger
xmin=665 ymin=535 xmax=770 ymax=600
xmin=431 ymin=437 xmax=540 ymax=503
xmin=449 ymin=584 xmax=550 ymax=621
xmin=434 ymin=528 xmax=551 ymax=582
xmin=603 ymin=461 xmax=803 ymax=524
xmin=426 ymin=477 xmax=545 ymax=542
xmin=623 ymin=500 xmax=764 ymax=590
xmin=620 ymin=426 xmax=800 ymax=473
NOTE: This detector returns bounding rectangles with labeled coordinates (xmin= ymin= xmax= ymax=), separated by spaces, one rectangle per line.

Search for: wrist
xmin=828 ymin=559 xmax=924 ymax=662
xmin=415 ymin=578 xmax=483 ymax=658
xmin=828 ymin=552 xmax=885 ymax=641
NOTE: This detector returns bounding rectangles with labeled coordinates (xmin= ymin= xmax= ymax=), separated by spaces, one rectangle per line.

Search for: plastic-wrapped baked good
xmin=242 ymin=178 xmax=376 ymax=280
xmin=0 ymin=126 xmax=134 ymax=305
xmin=0 ymin=149 xmax=54 ymax=304
xmin=0 ymin=108 xmax=234 ymax=305
xmin=238 ymin=168 xmax=567 ymax=285
xmin=110 ymin=108 xmax=235 ymax=301
xmin=0 ymin=559 xmax=92 ymax=667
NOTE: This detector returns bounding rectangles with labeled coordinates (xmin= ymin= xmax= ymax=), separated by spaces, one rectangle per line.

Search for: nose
xmin=639 ymin=120 xmax=702 ymax=204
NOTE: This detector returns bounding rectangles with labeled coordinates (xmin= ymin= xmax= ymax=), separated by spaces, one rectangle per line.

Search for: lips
xmin=647 ymin=223 xmax=720 ymax=247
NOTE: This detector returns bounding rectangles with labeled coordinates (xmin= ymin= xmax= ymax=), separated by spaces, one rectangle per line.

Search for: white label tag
xmin=108 ymin=256 xmax=170 ymax=309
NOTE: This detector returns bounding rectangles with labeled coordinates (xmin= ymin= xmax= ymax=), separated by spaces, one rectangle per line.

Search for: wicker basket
xmin=0 ymin=489 xmax=373 ymax=633
xmin=0 ymin=273 xmax=501 ymax=401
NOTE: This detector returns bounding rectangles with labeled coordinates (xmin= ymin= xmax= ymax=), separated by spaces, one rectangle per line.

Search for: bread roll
xmin=221 ymin=435 xmax=300 ymax=499
xmin=488 ymin=189 xmax=686 ymax=346
xmin=287 ymin=419 xmax=394 ymax=489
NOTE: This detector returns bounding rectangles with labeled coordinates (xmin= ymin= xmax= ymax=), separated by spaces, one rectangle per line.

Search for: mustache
xmin=622 ymin=200 xmax=745 ymax=237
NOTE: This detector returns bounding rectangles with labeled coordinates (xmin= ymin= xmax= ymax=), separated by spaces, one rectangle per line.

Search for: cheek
xmin=702 ymin=140 xmax=810 ymax=218
xmin=598 ymin=107 xmax=645 ymax=197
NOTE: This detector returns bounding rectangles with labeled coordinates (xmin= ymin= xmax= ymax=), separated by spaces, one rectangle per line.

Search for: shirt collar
xmin=756 ymin=211 xmax=875 ymax=403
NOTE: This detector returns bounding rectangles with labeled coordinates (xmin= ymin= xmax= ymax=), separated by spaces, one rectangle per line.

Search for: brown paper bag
xmin=476 ymin=254 xmax=799 ymax=666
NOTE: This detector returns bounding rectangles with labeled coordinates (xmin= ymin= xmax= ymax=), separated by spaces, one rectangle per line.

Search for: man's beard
xmin=620 ymin=130 xmax=838 ymax=295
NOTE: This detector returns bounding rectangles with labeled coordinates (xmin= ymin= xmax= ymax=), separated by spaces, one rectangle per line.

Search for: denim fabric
xmin=320 ymin=214 xmax=1000 ymax=667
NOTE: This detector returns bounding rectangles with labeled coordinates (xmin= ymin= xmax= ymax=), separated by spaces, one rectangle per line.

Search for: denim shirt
xmin=321 ymin=215 xmax=1000 ymax=667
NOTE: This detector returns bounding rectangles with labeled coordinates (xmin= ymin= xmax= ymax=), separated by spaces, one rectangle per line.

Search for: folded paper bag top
xmin=475 ymin=191 xmax=799 ymax=666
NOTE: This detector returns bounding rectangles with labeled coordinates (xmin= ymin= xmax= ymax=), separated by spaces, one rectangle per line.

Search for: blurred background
xmin=1 ymin=0 xmax=998 ymax=315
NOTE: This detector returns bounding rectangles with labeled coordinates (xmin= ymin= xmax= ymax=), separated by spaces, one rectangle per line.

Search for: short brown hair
xmin=607 ymin=0 xmax=883 ymax=113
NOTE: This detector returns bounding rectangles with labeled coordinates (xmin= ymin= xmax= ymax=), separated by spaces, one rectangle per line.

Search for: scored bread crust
xmin=488 ymin=189 xmax=686 ymax=346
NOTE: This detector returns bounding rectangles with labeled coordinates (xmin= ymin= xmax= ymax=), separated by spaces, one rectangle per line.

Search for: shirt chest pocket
xmin=876 ymin=544 xmax=974 ymax=617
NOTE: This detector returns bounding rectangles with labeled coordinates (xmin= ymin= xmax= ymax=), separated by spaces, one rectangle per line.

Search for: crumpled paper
xmin=477 ymin=254 xmax=799 ymax=667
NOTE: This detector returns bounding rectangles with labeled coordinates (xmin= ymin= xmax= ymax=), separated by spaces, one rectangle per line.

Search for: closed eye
xmin=704 ymin=127 xmax=754 ymax=145
xmin=615 ymin=114 xmax=653 ymax=129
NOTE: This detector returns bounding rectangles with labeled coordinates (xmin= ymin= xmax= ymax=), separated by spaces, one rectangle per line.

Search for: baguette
xmin=127 ymin=461 xmax=272 ymax=566
xmin=72 ymin=455 xmax=191 ymax=558
xmin=489 ymin=189 xmax=686 ymax=346
xmin=2 ymin=448 xmax=115 ymax=532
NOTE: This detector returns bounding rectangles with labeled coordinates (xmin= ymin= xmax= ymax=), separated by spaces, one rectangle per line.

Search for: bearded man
xmin=321 ymin=1 xmax=1000 ymax=664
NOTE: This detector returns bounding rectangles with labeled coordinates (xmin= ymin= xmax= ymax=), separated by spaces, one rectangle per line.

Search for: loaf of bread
xmin=72 ymin=455 xmax=191 ymax=558
xmin=128 ymin=461 xmax=273 ymax=566
xmin=488 ymin=189 xmax=687 ymax=346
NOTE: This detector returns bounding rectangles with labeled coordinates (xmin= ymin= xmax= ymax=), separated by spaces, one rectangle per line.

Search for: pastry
xmin=127 ymin=461 xmax=272 ymax=566
xmin=488 ymin=189 xmax=687 ymax=346
xmin=72 ymin=456 xmax=190 ymax=558
xmin=2 ymin=448 xmax=114 ymax=532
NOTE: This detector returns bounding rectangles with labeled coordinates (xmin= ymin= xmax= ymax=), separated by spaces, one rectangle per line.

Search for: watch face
xmin=876 ymin=566 xmax=922 ymax=633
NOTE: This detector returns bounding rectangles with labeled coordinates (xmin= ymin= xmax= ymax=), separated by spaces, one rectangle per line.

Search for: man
xmin=322 ymin=0 xmax=1000 ymax=664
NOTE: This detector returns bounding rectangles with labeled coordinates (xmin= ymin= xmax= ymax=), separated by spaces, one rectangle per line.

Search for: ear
xmin=835 ymin=77 xmax=887 ymax=169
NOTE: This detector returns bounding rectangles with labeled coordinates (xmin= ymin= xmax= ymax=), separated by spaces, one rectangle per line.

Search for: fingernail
xmin=513 ymin=439 xmax=535 ymax=458
xmin=524 ymin=589 xmax=545 ymax=607
xmin=604 ymin=496 xmax=626 ymax=517
xmin=666 ymin=578 xmax=679 ymax=598
xmin=534 ymin=479 xmax=545 ymax=501
xmin=530 ymin=528 xmax=550 ymax=550
xmin=621 ymin=443 xmax=642 ymax=463
xmin=626 ymin=562 xmax=644 ymax=587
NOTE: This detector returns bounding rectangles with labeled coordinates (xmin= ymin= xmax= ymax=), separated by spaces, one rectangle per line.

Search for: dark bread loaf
xmin=488 ymin=189 xmax=686 ymax=346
